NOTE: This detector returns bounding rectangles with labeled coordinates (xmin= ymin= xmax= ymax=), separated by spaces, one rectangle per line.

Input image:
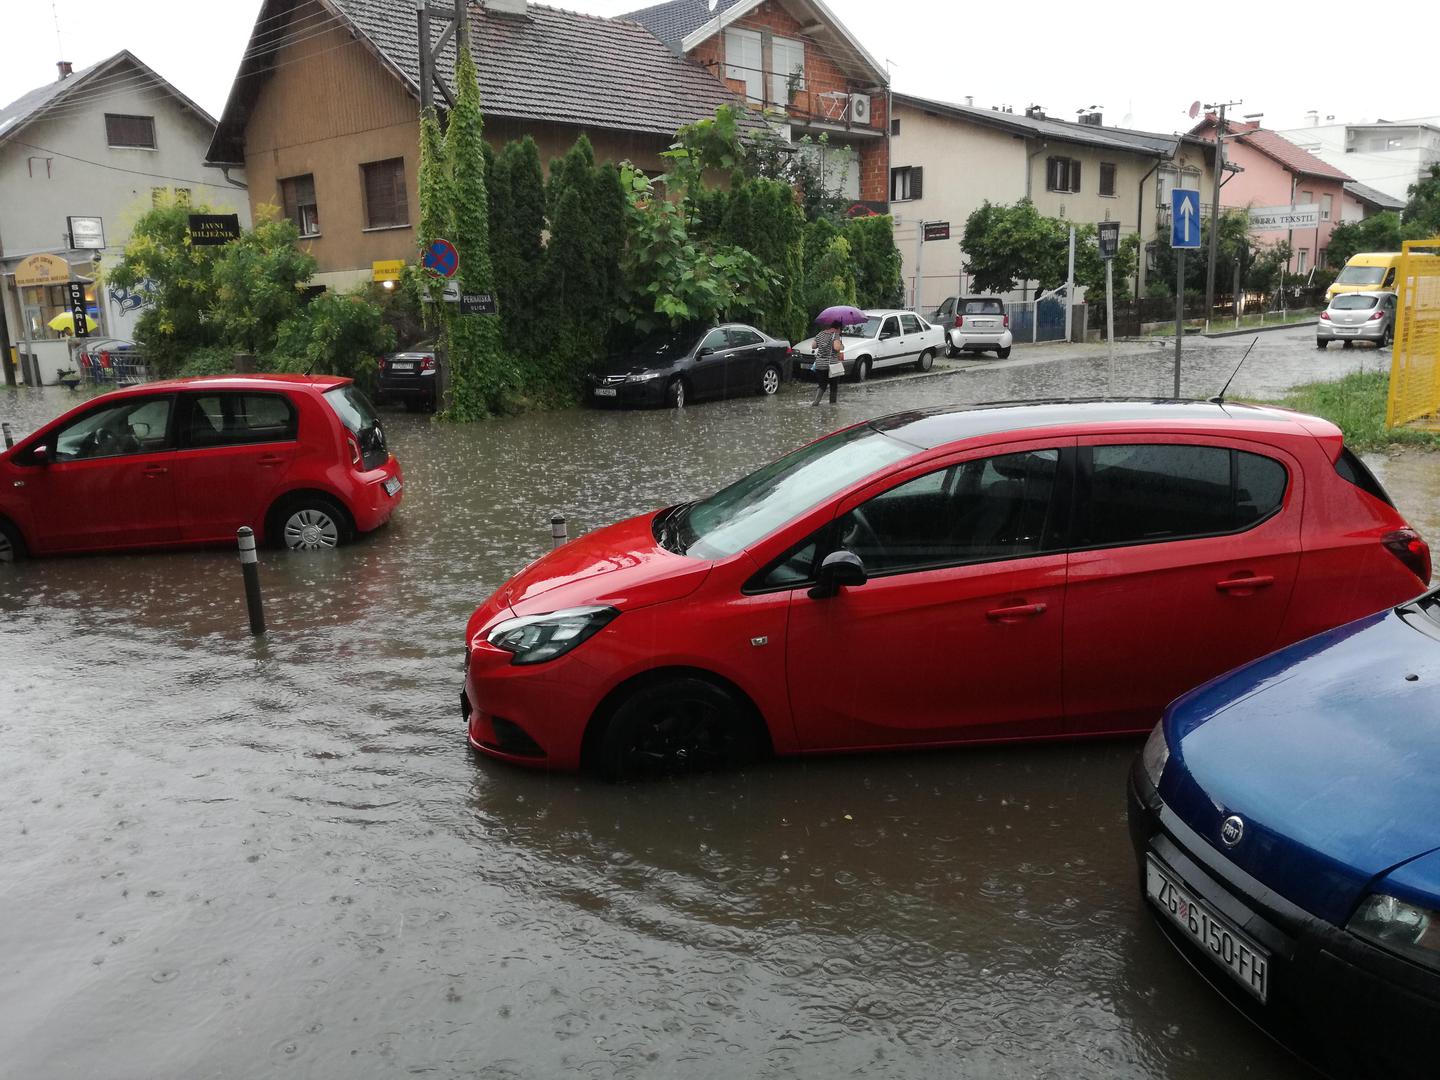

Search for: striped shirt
xmin=815 ymin=328 xmax=841 ymax=362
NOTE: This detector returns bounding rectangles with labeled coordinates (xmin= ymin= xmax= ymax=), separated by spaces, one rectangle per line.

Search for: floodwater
xmin=0 ymin=328 xmax=1396 ymax=1078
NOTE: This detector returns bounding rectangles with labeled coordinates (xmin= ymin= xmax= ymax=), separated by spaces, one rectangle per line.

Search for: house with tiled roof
xmin=1191 ymin=115 xmax=1353 ymax=276
xmin=0 ymin=52 xmax=246 ymax=386
xmin=208 ymin=0 xmax=758 ymax=290
xmin=887 ymin=95 xmax=1217 ymax=306
xmin=622 ymin=0 xmax=891 ymax=210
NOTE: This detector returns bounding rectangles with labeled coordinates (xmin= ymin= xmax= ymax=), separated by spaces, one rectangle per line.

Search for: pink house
xmin=1191 ymin=115 xmax=1353 ymax=276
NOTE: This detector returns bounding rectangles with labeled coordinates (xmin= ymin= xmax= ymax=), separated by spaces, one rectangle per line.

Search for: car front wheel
xmin=596 ymin=676 xmax=761 ymax=782
xmin=665 ymin=378 xmax=686 ymax=409
xmin=760 ymin=363 xmax=782 ymax=396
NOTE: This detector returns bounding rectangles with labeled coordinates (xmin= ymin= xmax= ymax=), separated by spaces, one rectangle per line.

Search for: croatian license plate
xmin=1147 ymin=856 xmax=1269 ymax=1002
xmin=390 ymin=362 xmax=415 ymax=371
xmin=594 ymin=388 xmax=617 ymax=397
xmin=1336 ymin=328 xmax=1357 ymax=334
xmin=383 ymin=477 xmax=402 ymax=497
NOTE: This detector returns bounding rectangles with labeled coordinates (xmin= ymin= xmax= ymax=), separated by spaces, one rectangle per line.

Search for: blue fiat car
xmin=1129 ymin=592 xmax=1440 ymax=1078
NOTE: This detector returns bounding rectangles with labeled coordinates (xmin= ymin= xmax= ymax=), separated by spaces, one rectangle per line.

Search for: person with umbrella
xmin=811 ymin=305 xmax=865 ymax=405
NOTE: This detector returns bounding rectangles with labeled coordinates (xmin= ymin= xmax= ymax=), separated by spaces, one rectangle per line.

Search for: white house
xmin=1275 ymin=115 xmax=1440 ymax=204
xmin=0 ymin=52 xmax=250 ymax=385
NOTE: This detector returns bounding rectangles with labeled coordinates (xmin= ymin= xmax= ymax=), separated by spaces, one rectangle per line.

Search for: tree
xmin=490 ymin=137 xmax=546 ymax=344
xmin=210 ymin=216 xmax=317 ymax=356
xmin=273 ymin=287 xmax=394 ymax=386
xmin=801 ymin=218 xmax=856 ymax=315
xmin=547 ymin=136 xmax=626 ymax=349
xmin=1326 ymin=212 xmax=1402 ymax=268
xmin=961 ymin=200 xmax=1069 ymax=294
xmin=844 ymin=215 xmax=904 ymax=309
xmin=1402 ymin=164 xmax=1440 ymax=239
xmin=440 ymin=47 xmax=507 ymax=420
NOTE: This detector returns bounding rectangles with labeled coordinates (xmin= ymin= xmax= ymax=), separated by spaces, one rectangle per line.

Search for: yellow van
xmin=1327 ymin=252 xmax=1402 ymax=300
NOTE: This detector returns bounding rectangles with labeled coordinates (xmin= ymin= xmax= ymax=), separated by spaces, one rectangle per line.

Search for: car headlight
xmin=484 ymin=606 xmax=619 ymax=665
xmin=1348 ymin=894 xmax=1440 ymax=970
xmin=1141 ymin=721 xmax=1170 ymax=789
xmin=625 ymin=371 xmax=663 ymax=382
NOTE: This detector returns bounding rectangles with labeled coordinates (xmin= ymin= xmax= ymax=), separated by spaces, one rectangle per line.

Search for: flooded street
xmin=0 ymin=328 xmax=1401 ymax=1078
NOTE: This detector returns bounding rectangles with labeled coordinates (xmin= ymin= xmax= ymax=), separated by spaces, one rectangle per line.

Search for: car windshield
xmin=963 ymin=300 xmax=1004 ymax=315
xmin=1336 ymin=265 xmax=1387 ymax=285
xmin=1331 ymin=295 xmax=1379 ymax=310
xmin=842 ymin=317 xmax=881 ymax=338
xmin=662 ymin=425 xmax=916 ymax=559
xmin=323 ymin=384 xmax=388 ymax=470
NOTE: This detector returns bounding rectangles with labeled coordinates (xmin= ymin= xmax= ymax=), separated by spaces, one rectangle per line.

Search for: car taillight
xmin=954 ymin=316 xmax=964 ymax=328
xmin=422 ymin=355 xmax=436 ymax=370
xmin=1369 ymin=311 xmax=1385 ymax=321
xmin=1002 ymin=314 xmax=1010 ymax=329
xmin=377 ymin=355 xmax=386 ymax=368
xmin=1383 ymin=528 xmax=1431 ymax=583
xmin=347 ymin=436 xmax=361 ymax=467
xmin=1320 ymin=311 xmax=1331 ymax=320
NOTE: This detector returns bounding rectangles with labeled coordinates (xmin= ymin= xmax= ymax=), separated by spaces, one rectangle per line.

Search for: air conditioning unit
xmin=849 ymin=93 xmax=872 ymax=125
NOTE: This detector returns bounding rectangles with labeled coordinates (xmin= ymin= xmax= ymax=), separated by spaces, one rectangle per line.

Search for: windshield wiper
xmin=659 ymin=501 xmax=695 ymax=554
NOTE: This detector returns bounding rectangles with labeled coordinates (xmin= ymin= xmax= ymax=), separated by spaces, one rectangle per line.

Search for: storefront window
xmin=19 ymin=283 xmax=99 ymax=340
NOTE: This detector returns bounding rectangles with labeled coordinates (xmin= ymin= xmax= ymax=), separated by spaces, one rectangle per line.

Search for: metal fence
xmin=1385 ymin=240 xmax=1440 ymax=428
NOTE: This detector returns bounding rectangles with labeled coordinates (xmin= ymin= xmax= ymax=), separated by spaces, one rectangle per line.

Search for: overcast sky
xmin=2 ymin=0 xmax=1435 ymax=138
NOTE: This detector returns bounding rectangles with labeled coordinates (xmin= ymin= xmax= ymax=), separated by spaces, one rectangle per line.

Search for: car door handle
xmin=257 ymin=455 xmax=285 ymax=467
xmin=142 ymin=466 xmax=169 ymax=477
xmin=1216 ymin=574 xmax=1275 ymax=592
xmin=986 ymin=602 xmax=1048 ymax=622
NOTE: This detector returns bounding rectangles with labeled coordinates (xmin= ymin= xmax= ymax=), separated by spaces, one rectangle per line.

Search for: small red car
xmin=464 ymin=400 xmax=1429 ymax=780
xmin=0 ymin=375 xmax=402 ymax=559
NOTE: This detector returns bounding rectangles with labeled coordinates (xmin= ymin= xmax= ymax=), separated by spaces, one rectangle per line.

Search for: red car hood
xmin=501 ymin=510 xmax=712 ymax=615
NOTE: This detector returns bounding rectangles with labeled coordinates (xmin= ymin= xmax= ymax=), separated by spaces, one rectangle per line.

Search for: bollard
xmin=236 ymin=526 xmax=266 ymax=635
xmin=1 ymin=423 xmax=12 ymax=450
xmin=550 ymin=516 xmax=568 ymax=550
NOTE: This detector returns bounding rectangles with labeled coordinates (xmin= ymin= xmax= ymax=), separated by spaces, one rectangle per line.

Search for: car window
xmin=726 ymin=328 xmax=764 ymax=348
xmin=323 ymin=384 xmax=388 ymax=471
xmin=834 ymin=449 xmax=1060 ymax=575
xmin=186 ymin=393 xmax=298 ymax=448
xmin=1332 ymin=295 xmax=1378 ymax=310
xmin=900 ymin=314 xmax=923 ymax=334
xmin=963 ymin=300 xmax=1005 ymax=315
xmin=1336 ymin=265 xmax=1386 ymax=285
xmin=758 ymin=538 xmax=820 ymax=589
xmin=880 ymin=317 xmax=900 ymax=339
xmin=1383 ymin=268 xmax=1396 ymax=287
xmin=843 ymin=317 xmax=882 ymax=339
xmin=935 ymin=298 xmax=955 ymax=318
xmin=700 ymin=329 xmax=729 ymax=352
xmin=53 ymin=396 xmax=173 ymax=460
xmin=1077 ymin=444 xmax=1287 ymax=548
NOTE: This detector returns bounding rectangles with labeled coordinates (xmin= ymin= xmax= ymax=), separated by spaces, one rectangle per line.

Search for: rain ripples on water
xmin=0 ymin=338 xmax=1348 ymax=1077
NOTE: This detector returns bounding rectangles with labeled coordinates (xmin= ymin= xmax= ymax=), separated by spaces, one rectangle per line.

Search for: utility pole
xmin=1204 ymin=99 xmax=1242 ymax=331
xmin=416 ymin=0 xmax=458 ymax=113
xmin=1064 ymin=225 xmax=1076 ymax=343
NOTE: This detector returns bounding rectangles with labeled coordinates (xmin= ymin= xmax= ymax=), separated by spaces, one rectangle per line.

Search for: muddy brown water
xmin=1 ymin=330 xmax=1394 ymax=1078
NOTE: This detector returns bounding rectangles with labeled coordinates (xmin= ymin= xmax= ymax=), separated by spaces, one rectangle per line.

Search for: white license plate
xmin=390 ymin=362 xmax=415 ymax=371
xmin=594 ymin=388 xmax=618 ymax=397
xmin=1335 ymin=328 xmax=1358 ymax=334
xmin=383 ymin=477 xmax=402 ymax=497
xmin=1147 ymin=856 xmax=1269 ymax=1002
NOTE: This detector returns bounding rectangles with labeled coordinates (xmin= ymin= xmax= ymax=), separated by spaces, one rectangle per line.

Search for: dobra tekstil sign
xmin=1247 ymin=204 xmax=1321 ymax=232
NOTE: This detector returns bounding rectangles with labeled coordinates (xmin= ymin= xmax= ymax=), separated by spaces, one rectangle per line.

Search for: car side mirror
xmin=29 ymin=445 xmax=49 ymax=466
xmin=697 ymin=346 xmax=715 ymax=357
xmin=809 ymin=549 xmax=868 ymax=599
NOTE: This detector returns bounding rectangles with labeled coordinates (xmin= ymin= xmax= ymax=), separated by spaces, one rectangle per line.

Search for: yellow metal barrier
xmin=1386 ymin=238 xmax=1440 ymax=428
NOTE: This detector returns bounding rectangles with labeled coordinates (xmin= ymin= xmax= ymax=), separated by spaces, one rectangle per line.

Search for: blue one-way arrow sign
xmin=1171 ymin=189 xmax=1201 ymax=249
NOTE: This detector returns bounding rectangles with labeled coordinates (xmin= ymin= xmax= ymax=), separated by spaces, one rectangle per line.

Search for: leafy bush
xmin=844 ymin=215 xmax=904 ymax=309
xmin=273 ymin=288 xmax=394 ymax=390
xmin=177 ymin=348 xmax=236 ymax=377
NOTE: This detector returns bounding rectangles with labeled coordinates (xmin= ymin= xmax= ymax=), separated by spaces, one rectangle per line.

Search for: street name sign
xmin=922 ymin=221 xmax=951 ymax=242
xmin=459 ymin=292 xmax=498 ymax=316
xmin=1171 ymin=189 xmax=1201 ymax=249
xmin=1098 ymin=220 xmax=1121 ymax=259
xmin=423 ymin=238 xmax=459 ymax=278
xmin=1247 ymin=204 xmax=1321 ymax=232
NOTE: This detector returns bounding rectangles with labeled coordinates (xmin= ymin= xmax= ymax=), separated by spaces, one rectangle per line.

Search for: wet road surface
xmin=0 ymin=328 xmax=1394 ymax=1078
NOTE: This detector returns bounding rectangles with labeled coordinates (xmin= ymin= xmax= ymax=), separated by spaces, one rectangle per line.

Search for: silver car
xmin=1317 ymin=291 xmax=1396 ymax=349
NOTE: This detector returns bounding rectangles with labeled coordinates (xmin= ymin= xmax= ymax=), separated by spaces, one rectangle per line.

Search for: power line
xmin=10 ymin=137 xmax=249 ymax=192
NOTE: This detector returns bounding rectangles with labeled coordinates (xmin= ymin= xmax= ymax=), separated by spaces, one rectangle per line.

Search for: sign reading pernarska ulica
xmin=188 ymin=214 xmax=242 ymax=246
xmin=1097 ymin=220 xmax=1121 ymax=259
xmin=459 ymin=292 xmax=498 ymax=316
xmin=1247 ymin=204 xmax=1321 ymax=232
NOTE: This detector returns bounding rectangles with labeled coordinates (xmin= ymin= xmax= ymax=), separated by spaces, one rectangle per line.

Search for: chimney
xmin=965 ymin=95 xmax=974 ymax=107
xmin=1079 ymin=111 xmax=1103 ymax=126
xmin=1306 ymin=110 xmax=1319 ymax=127
xmin=1026 ymin=105 xmax=1046 ymax=120
xmin=56 ymin=61 xmax=73 ymax=81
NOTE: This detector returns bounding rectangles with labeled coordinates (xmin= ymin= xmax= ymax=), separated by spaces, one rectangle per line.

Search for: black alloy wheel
xmin=597 ymin=677 xmax=759 ymax=781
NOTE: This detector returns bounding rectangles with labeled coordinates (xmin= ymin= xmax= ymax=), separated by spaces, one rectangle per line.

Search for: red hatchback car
xmin=0 ymin=375 xmax=402 ymax=559
xmin=464 ymin=400 xmax=1429 ymax=780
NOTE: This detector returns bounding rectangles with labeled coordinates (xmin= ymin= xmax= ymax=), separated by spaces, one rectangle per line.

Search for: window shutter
xmin=1070 ymin=159 xmax=1081 ymax=193
xmin=911 ymin=167 xmax=923 ymax=201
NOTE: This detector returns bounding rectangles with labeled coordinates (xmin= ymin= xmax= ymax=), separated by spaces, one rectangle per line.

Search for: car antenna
xmin=1209 ymin=337 xmax=1259 ymax=406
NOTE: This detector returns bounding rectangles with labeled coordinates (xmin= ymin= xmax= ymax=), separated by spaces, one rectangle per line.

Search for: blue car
xmin=1129 ymin=593 xmax=1440 ymax=1078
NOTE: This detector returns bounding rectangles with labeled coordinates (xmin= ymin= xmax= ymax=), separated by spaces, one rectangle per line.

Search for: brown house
xmin=626 ymin=0 xmax=891 ymax=209
xmin=207 ymin=0 xmax=763 ymax=289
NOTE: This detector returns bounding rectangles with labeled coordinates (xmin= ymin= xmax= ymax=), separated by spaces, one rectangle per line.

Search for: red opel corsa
xmin=464 ymin=401 xmax=1429 ymax=780
xmin=0 ymin=375 xmax=402 ymax=559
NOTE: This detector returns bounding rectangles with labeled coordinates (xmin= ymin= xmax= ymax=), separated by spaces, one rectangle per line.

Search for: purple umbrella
xmin=814 ymin=305 xmax=867 ymax=327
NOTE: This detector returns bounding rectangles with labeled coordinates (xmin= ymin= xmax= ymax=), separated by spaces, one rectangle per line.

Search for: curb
xmin=1204 ymin=320 xmax=1316 ymax=339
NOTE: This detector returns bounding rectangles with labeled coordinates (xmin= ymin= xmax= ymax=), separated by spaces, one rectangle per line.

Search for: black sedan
xmin=375 ymin=341 xmax=439 ymax=413
xmin=589 ymin=324 xmax=791 ymax=408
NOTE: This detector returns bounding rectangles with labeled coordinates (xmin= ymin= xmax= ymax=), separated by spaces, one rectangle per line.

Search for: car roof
xmin=99 ymin=374 xmax=351 ymax=397
xmin=869 ymin=398 xmax=1330 ymax=451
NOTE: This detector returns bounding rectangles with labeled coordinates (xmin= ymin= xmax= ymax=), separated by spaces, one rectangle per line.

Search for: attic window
xmin=105 ymin=114 xmax=156 ymax=149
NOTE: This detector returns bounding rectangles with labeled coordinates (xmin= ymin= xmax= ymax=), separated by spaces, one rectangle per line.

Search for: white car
xmin=932 ymin=296 xmax=1014 ymax=358
xmin=792 ymin=310 xmax=945 ymax=382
